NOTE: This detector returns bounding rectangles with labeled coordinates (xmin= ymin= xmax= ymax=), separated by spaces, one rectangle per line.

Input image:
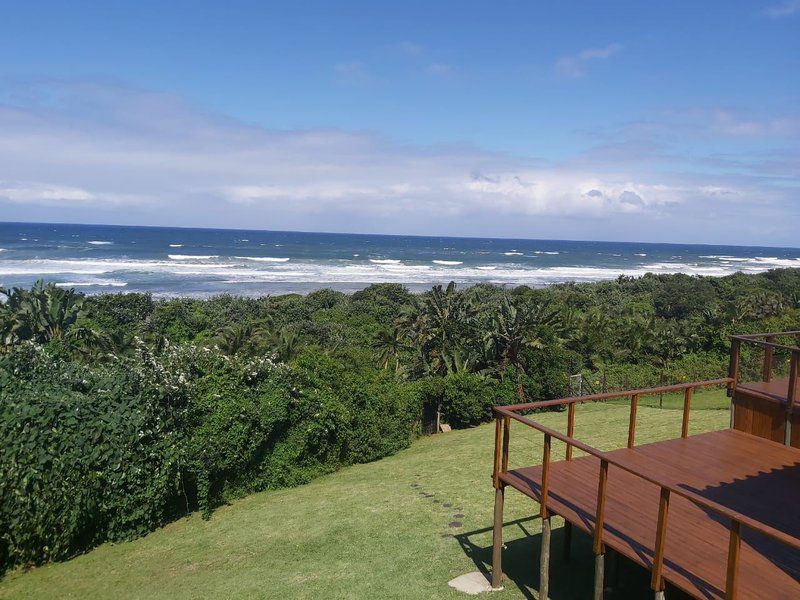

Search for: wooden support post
xmin=566 ymin=402 xmax=575 ymax=461
xmin=593 ymin=552 xmax=605 ymax=600
xmin=539 ymin=517 xmax=551 ymax=600
xmin=762 ymin=336 xmax=774 ymax=382
xmin=593 ymin=459 xmax=608 ymax=600
xmin=651 ymin=488 xmax=670 ymax=594
xmin=491 ymin=486 xmax=504 ymax=589
xmin=628 ymin=395 xmax=638 ymax=448
xmin=563 ymin=521 xmax=573 ymax=564
xmin=725 ymin=520 xmax=741 ymax=599
xmin=681 ymin=387 xmax=693 ymax=438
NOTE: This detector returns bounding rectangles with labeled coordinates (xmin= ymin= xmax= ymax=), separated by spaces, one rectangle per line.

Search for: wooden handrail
xmin=732 ymin=330 xmax=800 ymax=340
xmin=493 ymin=406 xmax=800 ymax=553
xmin=500 ymin=378 xmax=732 ymax=412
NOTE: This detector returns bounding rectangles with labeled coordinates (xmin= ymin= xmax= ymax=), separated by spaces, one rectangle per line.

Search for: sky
xmin=0 ymin=1 xmax=798 ymax=246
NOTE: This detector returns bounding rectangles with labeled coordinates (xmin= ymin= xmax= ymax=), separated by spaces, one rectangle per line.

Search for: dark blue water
xmin=1 ymin=222 xmax=798 ymax=296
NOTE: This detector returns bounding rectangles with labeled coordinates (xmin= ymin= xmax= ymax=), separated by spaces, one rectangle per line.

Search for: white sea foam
xmin=634 ymin=253 xmax=647 ymax=256
xmin=2 ymin=254 xmax=798 ymax=294
xmin=168 ymin=254 xmax=218 ymax=260
xmin=504 ymin=252 xmax=523 ymax=256
xmin=369 ymin=259 xmax=402 ymax=264
xmin=169 ymin=244 xmax=184 ymax=248
xmin=234 ymin=256 xmax=290 ymax=262
xmin=88 ymin=240 xmax=113 ymax=245
xmin=56 ymin=279 xmax=128 ymax=288
xmin=534 ymin=251 xmax=560 ymax=255
xmin=432 ymin=260 xmax=463 ymax=265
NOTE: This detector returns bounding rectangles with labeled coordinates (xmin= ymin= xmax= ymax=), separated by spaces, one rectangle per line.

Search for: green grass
xmin=0 ymin=403 xmax=729 ymax=600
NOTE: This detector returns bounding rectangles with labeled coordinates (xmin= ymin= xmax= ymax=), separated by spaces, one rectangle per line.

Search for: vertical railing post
xmin=539 ymin=433 xmax=552 ymax=599
xmin=728 ymin=338 xmax=741 ymax=428
xmin=681 ymin=387 xmax=693 ymax=439
xmin=628 ymin=394 xmax=638 ymax=449
xmin=493 ymin=416 xmax=502 ymax=488
xmin=725 ymin=520 xmax=741 ymax=599
xmin=728 ymin=338 xmax=741 ymax=395
xmin=762 ymin=336 xmax=774 ymax=382
xmin=566 ymin=402 xmax=575 ymax=461
xmin=651 ymin=488 xmax=670 ymax=594
xmin=501 ymin=416 xmax=510 ymax=473
xmin=492 ymin=414 xmax=509 ymax=589
xmin=785 ymin=351 xmax=798 ymax=447
xmin=593 ymin=459 xmax=609 ymax=600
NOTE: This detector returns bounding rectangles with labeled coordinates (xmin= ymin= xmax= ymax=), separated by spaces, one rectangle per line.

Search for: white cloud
xmin=0 ymin=81 xmax=796 ymax=244
xmin=765 ymin=0 xmax=800 ymax=17
xmin=555 ymin=44 xmax=621 ymax=78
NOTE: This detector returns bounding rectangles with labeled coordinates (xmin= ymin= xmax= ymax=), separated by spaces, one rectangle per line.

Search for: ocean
xmin=1 ymin=222 xmax=799 ymax=297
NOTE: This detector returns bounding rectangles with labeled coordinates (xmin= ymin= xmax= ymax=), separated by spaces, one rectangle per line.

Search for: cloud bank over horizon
xmin=0 ymin=80 xmax=797 ymax=246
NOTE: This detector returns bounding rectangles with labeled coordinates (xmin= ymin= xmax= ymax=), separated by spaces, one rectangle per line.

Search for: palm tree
xmin=485 ymin=295 xmax=561 ymax=400
xmin=371 ymin=325 xmax=411 ymax=373
xmin=0 ymin=281 xmax=84 ymax=345
xmin=401 ymin=282 xmax=478 ymax=376
xmin=215 ymin=323 xmax=265 ymax=356
xmin=271 ymin=327 xmax=300 ymax=363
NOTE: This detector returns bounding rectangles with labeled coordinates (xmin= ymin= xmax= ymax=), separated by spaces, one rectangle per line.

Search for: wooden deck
xmin=500 ymin=429 xmax=800 ymax=599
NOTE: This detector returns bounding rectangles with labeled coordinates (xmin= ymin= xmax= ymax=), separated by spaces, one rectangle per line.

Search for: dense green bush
xmin=0 ymin=344 xmax=420 ymax=570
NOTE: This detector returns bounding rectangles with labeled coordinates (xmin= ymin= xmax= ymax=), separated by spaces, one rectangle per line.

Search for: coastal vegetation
xmin=1 ymin=268 xmax=799 ymax=572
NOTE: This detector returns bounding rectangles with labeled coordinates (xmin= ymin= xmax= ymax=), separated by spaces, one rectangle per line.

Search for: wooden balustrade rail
xmin=491 ymin=377 xmax=800 ymax=598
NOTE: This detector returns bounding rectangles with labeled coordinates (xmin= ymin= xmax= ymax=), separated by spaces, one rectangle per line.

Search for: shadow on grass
xmin=454 ymin=517 xmax=677 ymax=599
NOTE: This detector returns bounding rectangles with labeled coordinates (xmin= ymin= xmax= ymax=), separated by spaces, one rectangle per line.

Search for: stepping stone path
xmin=411 ymin=478 xmax=466 ymax=531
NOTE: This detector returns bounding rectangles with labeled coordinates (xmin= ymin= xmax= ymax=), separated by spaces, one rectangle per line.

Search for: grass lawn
xmin=0 ymin=402 xmax=730 ymax=600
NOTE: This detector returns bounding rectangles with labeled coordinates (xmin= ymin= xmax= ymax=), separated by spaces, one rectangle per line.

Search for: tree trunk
xmin=516 ymin=368 xmax=525 ymax=401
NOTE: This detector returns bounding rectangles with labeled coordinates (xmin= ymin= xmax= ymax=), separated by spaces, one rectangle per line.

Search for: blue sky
xmin=0 ymin=1 xmax=798 ymax=245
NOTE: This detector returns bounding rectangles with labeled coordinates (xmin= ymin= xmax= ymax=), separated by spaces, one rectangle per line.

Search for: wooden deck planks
xmin=500 ymin=429 xmax=800 ymax=599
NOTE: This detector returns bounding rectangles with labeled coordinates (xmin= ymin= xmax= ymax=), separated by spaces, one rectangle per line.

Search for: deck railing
xmin=492 ymin=377 xmax=800 ymax=599
xmin=729 ymin=331 xmax=800 ymax=444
